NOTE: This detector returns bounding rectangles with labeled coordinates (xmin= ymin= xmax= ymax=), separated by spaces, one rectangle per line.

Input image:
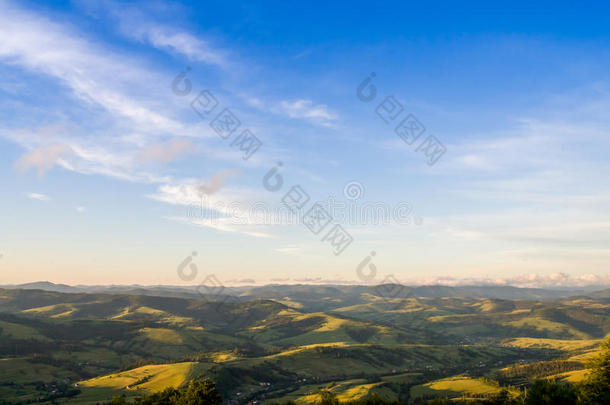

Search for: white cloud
xmin=404 ymin=272 xmax=610 ymax=289
xmin=0 ymin=1 xmax=271 ymax=192
xmin=0 ymin=0 xmax=275 ymax=197
xmin=217 ymin=273 xmax=610 ymax=288
xmin=166 ymin=215 xmax=273 ymax=238
xmin=2 ymin=125 xmax=172 ymax=184
xmin=137 ymin=28 xmax=227 ymax=67
xmin=273 ymin=99 xmax=338 ymax=126
xmin=0 ymin=0 xmax=248 ymax=210
xmin=0 ymin=2 xmax=182 ymax=134
xmin=76 ymin=206 xmax=86 ymax=213
xmin=27 ymin=193 xmax=50 ymax=201
xmin=147 ymin=173 xmax=251 ymax=207
xmin=86 ymin=0 xmax=229 ymax=67
xmin=148 ymin=178 xmax=305 ymax=238
xmin=0 ymin=1 xmax=196 ymax=186
xmin=244 ymin=95 xmax=339 ymax=127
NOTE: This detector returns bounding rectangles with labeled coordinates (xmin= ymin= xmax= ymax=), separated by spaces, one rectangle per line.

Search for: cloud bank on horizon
xmin=0 ymin=0 xmax=609 ymax=285
xmin=227 ymin=272 xmax=610 ymax=289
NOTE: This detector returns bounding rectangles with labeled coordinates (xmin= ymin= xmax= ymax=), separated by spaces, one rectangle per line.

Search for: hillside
xmin=0 ymin=287 xmax=609 ymax=403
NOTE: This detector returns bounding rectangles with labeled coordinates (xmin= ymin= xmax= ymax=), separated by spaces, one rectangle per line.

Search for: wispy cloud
xmin=0 ymin=1 xmax=187 ymax=185
xmin=149 ymin=178 xmax=299 ymax=238
xmin=273 ymin=99 xmax=338 ymax=126
xmin=275 ymin=245 xmax=303 ymax=255
xmin=15 ymin=144 xmax=72 ymax=176
xmin=0 ymin=2 xmax=181 ymax=133
xmin=0 ymin=0 xmax=235 ymax=202
xmin=85 ymin=0 xmax=229 ymax=67
xmin=166 ymin=215 xmax=273 ymax=238
xmin=27 ymin=193 xmax=50 ymax=201
xmin=148 ymin=172 xmax=245 ymax=207
xmin=196 ymin=169 xmax=240 ymax=196
xmin=242 ymin=95 xmax=339 ymax=127
xmin=2 ymin=125 xmax=171 ymax=184
xmin=136 ymin=138 xmax=195 ymax=165
xmin=135 ymin=28 xmax=228 ymax=67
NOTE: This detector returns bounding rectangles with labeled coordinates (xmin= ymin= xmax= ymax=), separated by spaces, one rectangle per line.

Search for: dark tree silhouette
xmin=579 ymin=336 xmax=610 ymax=405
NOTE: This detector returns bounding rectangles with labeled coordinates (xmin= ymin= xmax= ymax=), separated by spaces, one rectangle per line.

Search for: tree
xmin=524 ymin=379 xmax=577 ymax=405
xmin=579 ymin=335 xmax=610 ymax=404
xmin=112 ymin=396 xmax=129 ymax=405
xmin=318 ymin=390 xmax=339 ymax=405
xmin=483 ymin=389 xmax=520 ymax=405
xmin=116 ymin=378 xmax=222 ymax=405
xmin=353 ymin=393 xmax=400 ymax=405
xmin=183 ymin=379 xmax=222 ymax=405
xmin=135 ymin=387 xmax=182 ymax=405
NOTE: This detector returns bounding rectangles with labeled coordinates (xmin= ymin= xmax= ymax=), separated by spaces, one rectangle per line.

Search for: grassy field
xmin=261 ymin=372 xmax=422 ymax=404
xmin=0 ymin=358 xmax=77 ymax=384
xmin=261 ymin=378 xmax=397 ymax=404
xmin=553 ymin=369 xmax=590 ymax=384
xmin=502 ymin=338 xmax=602 ymax=351
xmin=71 ymin=362 xmax=214 ymax=403
xmin=410 ymin=375 xmax=517 ymax=401
xmin=0 ymin=319 xmax=50 ymax=340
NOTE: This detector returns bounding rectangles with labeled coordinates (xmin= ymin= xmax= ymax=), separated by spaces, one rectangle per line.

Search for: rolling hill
xmin=0 ymin=286 xmax=608 ymax=403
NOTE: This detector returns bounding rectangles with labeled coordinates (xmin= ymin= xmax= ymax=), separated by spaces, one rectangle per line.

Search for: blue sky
xmin=1 ymin=0 xmax=609 ymax=287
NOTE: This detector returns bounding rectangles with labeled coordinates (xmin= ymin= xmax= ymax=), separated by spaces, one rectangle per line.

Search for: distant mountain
xmin=586 ymin=288 xmax=610 ymax=300
xmin=0 ymin=281 xmax=81 ymax=293
xmin=2 ymin=281 xmax=609 ymax=303
xmin=435 ymin=285 xmax=588 ymax=300
xmin=232 ymin=284 xmax=604 ymax=302
xmin=365 ymin=284 xmax=592 ymax=301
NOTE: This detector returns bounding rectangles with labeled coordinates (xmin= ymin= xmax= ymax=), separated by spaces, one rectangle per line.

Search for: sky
xmin=0 ymin=0 xmax=609 ymax=288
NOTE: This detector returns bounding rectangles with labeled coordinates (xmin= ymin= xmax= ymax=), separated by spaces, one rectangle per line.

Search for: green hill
xmin=0 ymin=287 xmax=609 ymax=403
